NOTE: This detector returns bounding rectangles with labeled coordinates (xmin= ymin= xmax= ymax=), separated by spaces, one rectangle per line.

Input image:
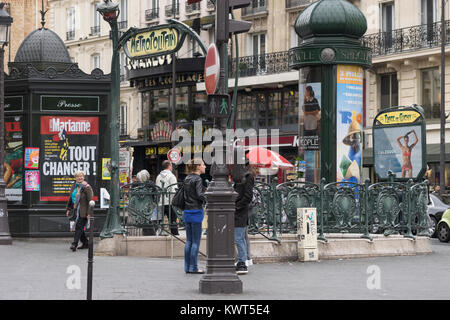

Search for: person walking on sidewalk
xmin=66 ymin=171 xmax=93 ymax=252
xmin=156 ymin=160 xmax=179 ymax=235
xmin=183 ymin=158 xmax=206 ymax=274
xmin=234 ymin=161 xmax=255 ymax=274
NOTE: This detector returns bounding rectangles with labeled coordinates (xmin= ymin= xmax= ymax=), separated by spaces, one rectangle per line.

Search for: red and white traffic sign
xmin=167 ymin=148 xmax=181 ymax=164
xmin=204 ymin=43 xmax=220 ymax=95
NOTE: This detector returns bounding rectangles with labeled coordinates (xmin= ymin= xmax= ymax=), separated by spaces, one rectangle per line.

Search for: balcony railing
xmin=362 ymin=20 xmax=450 ymax=57
xmin=242 ymin=0 xmax=267 ymax=16
xmin=90 ymin=26 xmax=100 ymax=36
xmin=66 ymin=30 xmax=75 ymax=40
xmin=119 ymin=20 xmax=128 ymax=30
xmin=229 ymin=51 xmax=289 ymax=78
xmin=165 ymin=3 xmax=180 ymax=17
xmin=207 ymin=0 xmax=215 ymax=10
xmin=186 ymin=2 xmax=200 ymax=14
xmin=145 ymin=8 xmax=159 ymax=21
xmin=285 ymin=0 xmax=313 ymax=8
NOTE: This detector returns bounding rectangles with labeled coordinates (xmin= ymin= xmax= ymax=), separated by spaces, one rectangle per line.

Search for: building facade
xmin=357 ymin=0 xmax=450 ymax=188
xmin=47 ymin=0 xmax=141 ymax=140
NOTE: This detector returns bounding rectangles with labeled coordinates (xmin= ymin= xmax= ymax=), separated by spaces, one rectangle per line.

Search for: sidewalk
xmin=1 ymin=238 xmax=450 ymax=300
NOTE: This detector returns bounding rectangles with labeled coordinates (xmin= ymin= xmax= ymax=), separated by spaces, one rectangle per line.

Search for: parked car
xmin=437 ymin=209 xmax=450 ymax=242
xmin=428 ymin=193 xmax=450 ymax=238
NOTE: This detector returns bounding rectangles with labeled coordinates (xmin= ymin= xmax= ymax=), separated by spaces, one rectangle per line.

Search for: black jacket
xmin=234 ymin=172 xmax=255 ymax=228
xmin=183 ymin=174 xmax=205 ymax=210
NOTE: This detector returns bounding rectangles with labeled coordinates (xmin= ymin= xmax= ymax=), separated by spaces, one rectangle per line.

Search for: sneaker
xmin=246 ymin=259 xmax=253 ymax=266
xmin=236 ymin=262 xmax=248 ymax=275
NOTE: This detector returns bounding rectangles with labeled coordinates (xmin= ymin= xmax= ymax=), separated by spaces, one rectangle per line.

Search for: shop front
xmin=128 ymin=54 xmax=215 ymax=180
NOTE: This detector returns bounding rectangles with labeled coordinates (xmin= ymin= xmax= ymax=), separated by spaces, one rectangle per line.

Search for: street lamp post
xmin=440 ymin=0 xmax=446 ymax=196
xmin=0 ymin=2 xmax=12 ymax=245
xmin=97 ymin=0 xmax=125 ymax=238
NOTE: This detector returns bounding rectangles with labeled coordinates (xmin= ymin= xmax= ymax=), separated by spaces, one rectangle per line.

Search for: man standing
xmin=156 ymin=160 xmax=179 ymax=235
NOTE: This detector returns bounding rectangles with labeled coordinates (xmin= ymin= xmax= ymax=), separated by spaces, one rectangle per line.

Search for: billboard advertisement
xmin=336 ymin=65 xmax=363 ymax=184
xmin=373 ymin=107 xmax=426 ymax=180
xmin=298 ymin=66 xmax=321 ymax=184
xmin=39 ymin=116 xmax=99 ymax=201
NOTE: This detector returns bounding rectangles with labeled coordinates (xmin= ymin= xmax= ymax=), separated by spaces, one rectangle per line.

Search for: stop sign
xmin=204 ymin=43 xmax=220 ymax=95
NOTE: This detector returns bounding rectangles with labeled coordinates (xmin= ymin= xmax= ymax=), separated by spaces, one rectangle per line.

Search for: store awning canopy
xmin=363 ymin=143 xmax=450 ymax=166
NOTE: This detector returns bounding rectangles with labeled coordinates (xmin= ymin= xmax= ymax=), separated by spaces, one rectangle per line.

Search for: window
xmin=237 ymin=94 xmax=257 ymax=129
xmin=422 ymin=0 xmax=437 ymax=43
xmin=290 ymin=26 xmax=302 ymax=48
xmin=92 ymin=3 xmax=100 ymax=35
xmin=421 ymin=0 xmax=437 ymax=24
xmin=120 ymin=51 xmax=127 ymax=82
xmin=381 ymin=2 xmax=394 ymax=50
xmin=252 ymin=33 xmax=266 ymax=74
xmin=67 ymin=7 xmax=75 ymax=40
xmin=119 ymin=0 xmax=128 ymax=29
xmin=268 ymin=92 xmax=282 ymax=128
xmin=380 ymin=73 xmax=398 ymax=109
xmin=421 ymin=68 xmax=441 ymax=120
xmin=120 ymin=104 xmax=127 ymax=136
xmin=92 ymin=54 xmax=100 ymax=70
xmin=188 ymin=35 xmax=199 ymax=57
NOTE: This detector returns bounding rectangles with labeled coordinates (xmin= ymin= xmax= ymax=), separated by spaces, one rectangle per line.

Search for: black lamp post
xmin=0 ymin=2 xmax=12 ymax=245
xmin=97 ymin=0 xmax=125 ymax=238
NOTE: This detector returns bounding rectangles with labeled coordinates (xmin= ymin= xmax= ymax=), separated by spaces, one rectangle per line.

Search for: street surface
xmin=0 ymin=237 xmax=449 ymax=300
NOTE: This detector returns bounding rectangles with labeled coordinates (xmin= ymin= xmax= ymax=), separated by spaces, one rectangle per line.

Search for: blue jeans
xmin=184 ymin=222 xmax=202 ymax=273
xmin=234 ymin=227 xmax=247 ymax=263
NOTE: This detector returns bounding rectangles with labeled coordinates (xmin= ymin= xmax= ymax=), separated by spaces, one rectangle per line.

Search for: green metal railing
xmin=119 ymin=178 xmax=431 ymax=241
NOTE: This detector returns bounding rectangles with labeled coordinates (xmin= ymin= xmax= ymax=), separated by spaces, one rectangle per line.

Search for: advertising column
xmin=336 ymin=65 xmax=363 ymax=184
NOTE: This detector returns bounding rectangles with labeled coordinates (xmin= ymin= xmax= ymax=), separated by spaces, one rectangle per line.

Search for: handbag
xmin=171 ymin=183 xmax=185 ymax=210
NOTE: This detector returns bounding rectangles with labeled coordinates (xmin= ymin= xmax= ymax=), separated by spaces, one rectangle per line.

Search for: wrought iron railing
xmin=186 ymin=2 xmax=201 ymax=14
xmin=145 ymin=8 xmax=159 ymax=21
xmin=90 ymin=26 xmax=100 ymax=36
xmin=242 ymin=0 xmax=267 ymax=16
xmin=229 ymin=51 xmax=290 ymax=78
xmin=165 ymin=3 xmax=180 ymax=17
xmin=285 ymin=0 xmax=313 ymax=8
xmin=118 ymin=20 xmax=128 ymax=30
xmin=66 ymin=30 xmax=75 ymax=41
xmin=119 ymin=175 xmax=431 ymax=241
xmin=207 ymin=0 xmax=215 ymax=10
xmin=362 ymin=20 xmax=450 ymax=57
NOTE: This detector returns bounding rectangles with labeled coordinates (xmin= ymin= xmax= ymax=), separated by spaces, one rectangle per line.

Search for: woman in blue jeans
xmin=183 ymin=158 xmax=206 ymax=274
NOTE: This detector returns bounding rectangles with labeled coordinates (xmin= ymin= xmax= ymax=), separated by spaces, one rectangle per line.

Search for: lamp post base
xmin=0 ymin=233 xmax=12 ymax=245
xmin=199 ymin=274 xmax=243 ymax=294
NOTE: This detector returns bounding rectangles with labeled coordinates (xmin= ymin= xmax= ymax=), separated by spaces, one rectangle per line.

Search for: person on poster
xmin=397 ymin=130 xmax=418 ymax=178
xmin=302 ymin=86 xmax=321 ymax=137
xmin=66 ymin=171 xmax=93 ymax=252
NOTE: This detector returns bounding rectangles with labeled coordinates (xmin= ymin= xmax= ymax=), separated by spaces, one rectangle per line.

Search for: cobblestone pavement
xmin=1 ymin=237 xmax=449 ymax=300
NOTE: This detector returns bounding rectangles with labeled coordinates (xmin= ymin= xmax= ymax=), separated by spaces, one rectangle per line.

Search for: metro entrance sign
xmin=204 ymin=43 xmax=220 ymax=95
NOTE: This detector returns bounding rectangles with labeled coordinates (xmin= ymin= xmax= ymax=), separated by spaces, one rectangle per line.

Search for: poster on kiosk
xmin=372 ymin=106 xmax=426 ymax=181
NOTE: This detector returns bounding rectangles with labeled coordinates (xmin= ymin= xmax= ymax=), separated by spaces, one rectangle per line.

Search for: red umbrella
xmin=246 ymin=147 xmax=294 ymax=170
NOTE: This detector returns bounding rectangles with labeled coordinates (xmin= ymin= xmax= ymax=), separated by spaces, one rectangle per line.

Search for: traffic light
xmin=216 ymin=0 xmax=252 ymax=43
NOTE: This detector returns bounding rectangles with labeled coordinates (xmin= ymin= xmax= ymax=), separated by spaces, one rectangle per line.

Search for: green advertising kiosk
xmin=289 ymin=0 xmax=371 ymax=184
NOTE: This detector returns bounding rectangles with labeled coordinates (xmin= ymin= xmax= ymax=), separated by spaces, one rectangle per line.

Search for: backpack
xmin=171 ymin=182 xmax=185 ymax=210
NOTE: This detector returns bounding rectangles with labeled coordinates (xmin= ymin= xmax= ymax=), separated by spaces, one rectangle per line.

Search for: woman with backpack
xmin=182 ymin=158 xmax=206 ymax=274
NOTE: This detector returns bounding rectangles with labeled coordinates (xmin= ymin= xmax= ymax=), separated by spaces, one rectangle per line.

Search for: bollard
xmin=87 ymin=200 xmax=95 ymax=300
